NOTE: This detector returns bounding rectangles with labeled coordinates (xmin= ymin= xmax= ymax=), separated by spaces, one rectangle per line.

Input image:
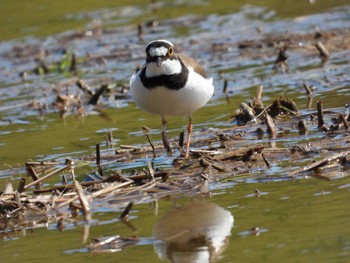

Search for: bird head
xmin=145 ymin=39 xmax=175 ymax=67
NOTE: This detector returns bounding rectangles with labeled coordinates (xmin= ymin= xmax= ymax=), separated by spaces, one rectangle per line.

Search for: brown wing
xmin=178 ymin=55 xmax=208 ymax=78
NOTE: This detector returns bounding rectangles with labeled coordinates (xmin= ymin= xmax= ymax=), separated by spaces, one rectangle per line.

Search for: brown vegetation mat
xmin=1 ymin=91 xmax=350 ymax=239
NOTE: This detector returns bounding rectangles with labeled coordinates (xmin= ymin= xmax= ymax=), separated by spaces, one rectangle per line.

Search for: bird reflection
xmin=153 ymin=200 xmax=234 ymax=263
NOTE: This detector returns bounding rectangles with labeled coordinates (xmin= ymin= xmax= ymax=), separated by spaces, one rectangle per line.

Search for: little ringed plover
xmin=130 ymin=39 xmax=214 ymax=158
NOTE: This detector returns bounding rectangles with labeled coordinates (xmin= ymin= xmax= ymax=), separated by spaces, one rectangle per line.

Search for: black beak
xmin=156 ymin=57 xmax=162 ymax=67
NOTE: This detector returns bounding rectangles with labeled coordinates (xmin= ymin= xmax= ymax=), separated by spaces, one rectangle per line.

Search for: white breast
xmin=130 ymin=66 xmax=214 ymax=116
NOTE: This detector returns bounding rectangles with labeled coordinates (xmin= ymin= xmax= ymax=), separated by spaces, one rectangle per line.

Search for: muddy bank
xmin=1 ymin=89 xmax=350 ymax=241
xmin=0 ymin=6 xmax=349 ymax=123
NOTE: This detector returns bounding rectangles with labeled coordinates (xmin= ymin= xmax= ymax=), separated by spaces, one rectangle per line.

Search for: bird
xmin=130 ymin=39 xmax=214 ymax=158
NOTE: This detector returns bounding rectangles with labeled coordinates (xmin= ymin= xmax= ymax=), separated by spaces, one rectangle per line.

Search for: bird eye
xmin=167 ymin=47 xmax=174 ymax=56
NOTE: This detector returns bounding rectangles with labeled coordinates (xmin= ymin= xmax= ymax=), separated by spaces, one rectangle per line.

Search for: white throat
xmin=145 ymin=59 xmax=182 ymax=78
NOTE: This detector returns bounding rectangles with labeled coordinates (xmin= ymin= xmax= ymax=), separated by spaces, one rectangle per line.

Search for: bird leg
xmin=161 ymin=116 xmax=172 ymax=153
xmin=185 ymin=115 xmax=192 ymax=158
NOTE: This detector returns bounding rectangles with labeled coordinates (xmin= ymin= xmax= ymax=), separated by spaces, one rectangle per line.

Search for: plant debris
xmin=1 ymin=90 xmax=350 ymax=241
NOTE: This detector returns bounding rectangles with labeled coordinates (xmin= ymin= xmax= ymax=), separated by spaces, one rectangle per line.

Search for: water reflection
xmin=153 ymin=200 xmax=234 ymax=263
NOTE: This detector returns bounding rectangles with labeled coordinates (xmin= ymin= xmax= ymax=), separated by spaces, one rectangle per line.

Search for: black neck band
xmin=140 ymin=59 xmax=188 ymax=90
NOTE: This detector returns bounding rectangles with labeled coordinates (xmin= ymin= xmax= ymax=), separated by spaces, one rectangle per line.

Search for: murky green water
xmin=1 ymin=1 xmax=350 ymax=262
xmin=1 ymin=0 xmax=349 ymax=41
xmin=1 ymin=178 xmax=350 ymax=262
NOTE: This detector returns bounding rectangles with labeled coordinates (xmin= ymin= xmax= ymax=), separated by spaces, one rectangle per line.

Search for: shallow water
xmin=1 ymin=1 xmax=350 ymax=262
xmin=2 ymin=178 xmax=350 ymax=263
